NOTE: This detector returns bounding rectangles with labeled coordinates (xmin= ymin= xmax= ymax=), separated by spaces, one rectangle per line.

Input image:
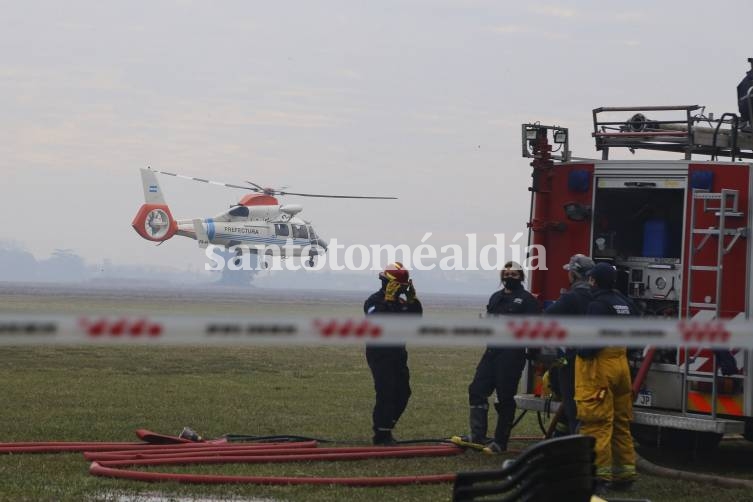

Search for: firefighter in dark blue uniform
xmin=462 ymin=261 xmax=541 ymax=453
xmin=544 ymin=253 xmax=595 ymax=436
xmin=364 ymin=262 xmax=422 ymax=445
xmin=545 ymin=254 xmax=595 ymax=316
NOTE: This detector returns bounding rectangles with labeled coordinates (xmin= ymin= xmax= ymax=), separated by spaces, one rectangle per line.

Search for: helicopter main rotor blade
xmin=147 ymin=168 xmax=395 ymax=198
xmin=150 ymin=168 xmax=258 ymax=192
xmin=279 ymin=191 xmax=397 ymax=199
xmin=245 ymin=180 xmax=265 ymax=191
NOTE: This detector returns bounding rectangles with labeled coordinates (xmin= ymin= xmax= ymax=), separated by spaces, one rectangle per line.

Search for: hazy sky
xmin=2 ymin=0 xmax=752 ymax=274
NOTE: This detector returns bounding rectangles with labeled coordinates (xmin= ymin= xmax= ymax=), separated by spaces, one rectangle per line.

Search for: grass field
xmin=2 ymin=283 xmax=753 ymax=501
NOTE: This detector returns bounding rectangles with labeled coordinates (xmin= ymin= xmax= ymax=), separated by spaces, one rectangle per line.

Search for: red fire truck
xmin=516 ymin=59 xmax=753 ymax=450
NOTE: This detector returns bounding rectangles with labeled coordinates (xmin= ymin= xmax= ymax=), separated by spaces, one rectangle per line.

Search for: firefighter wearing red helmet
xmin=363 ymin=262 xmax=422 ymax=445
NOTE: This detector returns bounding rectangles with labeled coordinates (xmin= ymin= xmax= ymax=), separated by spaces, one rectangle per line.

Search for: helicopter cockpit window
xmin=228 ymin=206 xmax=249 ymax=218
xmin=274 ymin=224 xmax=289 ymax=237
xmin=307 ymin=226 xmax=317 ymax=239
xmin=292 ymin=224 xmax=309 ymax=239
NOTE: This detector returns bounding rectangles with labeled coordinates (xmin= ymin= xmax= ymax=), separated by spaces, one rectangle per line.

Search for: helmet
xmin=380 ymin=262 xmax=410 ymax=284
xmin=563 ymin=254 xmax=595 ymax=277
xmin=587 ymin=262 xmax=617 ymax=288
xmin=501 ymin=261 xmax=525 ymax=280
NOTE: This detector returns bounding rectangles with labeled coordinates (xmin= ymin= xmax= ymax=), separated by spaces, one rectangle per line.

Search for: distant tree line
xmin=0 ymin=243 xmax=87 ymax=282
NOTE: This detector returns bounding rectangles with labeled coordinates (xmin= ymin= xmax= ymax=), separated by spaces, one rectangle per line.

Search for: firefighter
xmin=544 ymin=253 xmax=595 ymax=436
xmin=364 ymin=262 xmax=422 ymax=445
xmin=462 ymin=261 xmax=541 ymax=453
xmin=576 ymin=262 xmax=639 ymax=492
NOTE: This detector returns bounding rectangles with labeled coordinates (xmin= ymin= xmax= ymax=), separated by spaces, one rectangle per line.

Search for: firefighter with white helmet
xmin=544 ymin=253 xmax=596 ymax=436
xmin=458 ymin=261 xmax=541 ymax=453
xmin=364 ymin=262 xmax=422 ymax=445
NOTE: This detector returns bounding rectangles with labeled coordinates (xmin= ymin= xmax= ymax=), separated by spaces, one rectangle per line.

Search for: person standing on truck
xmin=577 ymin=262 xmax=639 ymax=492
xmin=544 ymin=253 xmax=595 ymax=436
xmin=457 ymin=261 xmax=541 ymax=454
xmin=364 ymin=262 xmax=422 ymax=446
xmin=737 ymin=57 xmax=753 ymax=126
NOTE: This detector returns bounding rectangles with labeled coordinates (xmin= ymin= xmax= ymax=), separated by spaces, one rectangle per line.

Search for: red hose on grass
xmin=83 ymin=441 xmax=319 ymax=461
xmin=93 ymin=445 xmax=462 ymax=467
xmin=0 ymin=440 xmax=244 ymax=454
xmin=0 ymin=442 xmax=147 ymax=454
xmin=0 ymin=429 xmax=226 ymax=454
xmin=2 ymin=429 xmax=466 ymax=486
xmin=89 ymin=444 xmax=463 ymax=486
xmin=90 ymin=461 xmax=458 ymax=486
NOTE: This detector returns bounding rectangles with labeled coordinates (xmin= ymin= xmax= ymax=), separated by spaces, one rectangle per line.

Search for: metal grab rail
xmin=592 ymin=104 xmax=752 ymax=160
xmin=593 ymin=105 xmax=699 ymax=160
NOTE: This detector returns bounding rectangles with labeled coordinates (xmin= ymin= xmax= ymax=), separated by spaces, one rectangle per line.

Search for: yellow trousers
xmin=575 ymin=347 xmax=636 ymax=482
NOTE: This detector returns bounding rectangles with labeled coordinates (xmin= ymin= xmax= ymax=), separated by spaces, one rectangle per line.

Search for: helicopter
xmin=131 ymin=168 xmax=396 ymax=267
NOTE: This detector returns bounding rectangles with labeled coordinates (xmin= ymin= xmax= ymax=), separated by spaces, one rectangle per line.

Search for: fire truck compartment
xmin=591 ymin=177 xmax=686 ymax=309
xmin=592 ymin=178 xmax=685 ymax=260
xmin=515 ymin=393 xmax=745 ymax=435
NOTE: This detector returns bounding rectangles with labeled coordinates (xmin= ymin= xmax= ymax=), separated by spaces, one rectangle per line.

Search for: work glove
xmin=405 ymin=279 xmax=417 ymax=303
xmin=553 ymin=356 xmax=568 ymax=367
xmin=385 ymin=280 xmax=402 ymax=302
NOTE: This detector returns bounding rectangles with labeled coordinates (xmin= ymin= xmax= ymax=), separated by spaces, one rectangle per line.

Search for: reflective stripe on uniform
xmin=613 ymin=464 xmax=637 ymax=481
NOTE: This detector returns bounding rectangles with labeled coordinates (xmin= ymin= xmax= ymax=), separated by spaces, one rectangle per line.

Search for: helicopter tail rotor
xmin=132 ymin=168 xmax=177 ymax=242
xmin=132 ymin=203 xmax=178 ymax=242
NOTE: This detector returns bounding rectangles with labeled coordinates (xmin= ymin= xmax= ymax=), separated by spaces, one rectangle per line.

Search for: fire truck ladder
xmin=682 ymin=189 xmax=746 ymax=419
xmin=685 ymin=189 xmax=746 ymax=318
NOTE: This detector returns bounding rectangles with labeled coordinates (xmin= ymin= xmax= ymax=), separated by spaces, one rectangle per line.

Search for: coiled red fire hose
xmin=88 ymin=443 xmax=463 ymax=486
xmin=0 ymin=429 xmax=464 ymax=486
xmin=83 ymin=441 xmax=319 ymax=461
xmin=89 ymin=461 xmax=458 ymax=486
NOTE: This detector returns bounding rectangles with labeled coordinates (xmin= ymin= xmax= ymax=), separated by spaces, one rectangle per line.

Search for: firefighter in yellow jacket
xmin=576 ymin=263 xmax=638 ymax=493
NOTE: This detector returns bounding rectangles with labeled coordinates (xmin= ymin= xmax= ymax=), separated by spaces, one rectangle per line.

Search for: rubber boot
xmin=469 ymin=405 xmax=489 ymax=444
xmin=493 ymin=402 xmax=514 ymax=451
xmin=552 ymin=417 xmax=571 ymax=438
xmin=372 ymin=429 xmax=396 ymax=446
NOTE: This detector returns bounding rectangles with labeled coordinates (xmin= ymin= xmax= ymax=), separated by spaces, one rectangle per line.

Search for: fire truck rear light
xmin=690 ymin=170 xmax=714 ymax=190
xmin=567 ymin=170 xmax=591 ymax=192
xmin=554 ymin=129 xmax=568 ymax=143
xmin=525 ymin=127 xmax=538 ymax=140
